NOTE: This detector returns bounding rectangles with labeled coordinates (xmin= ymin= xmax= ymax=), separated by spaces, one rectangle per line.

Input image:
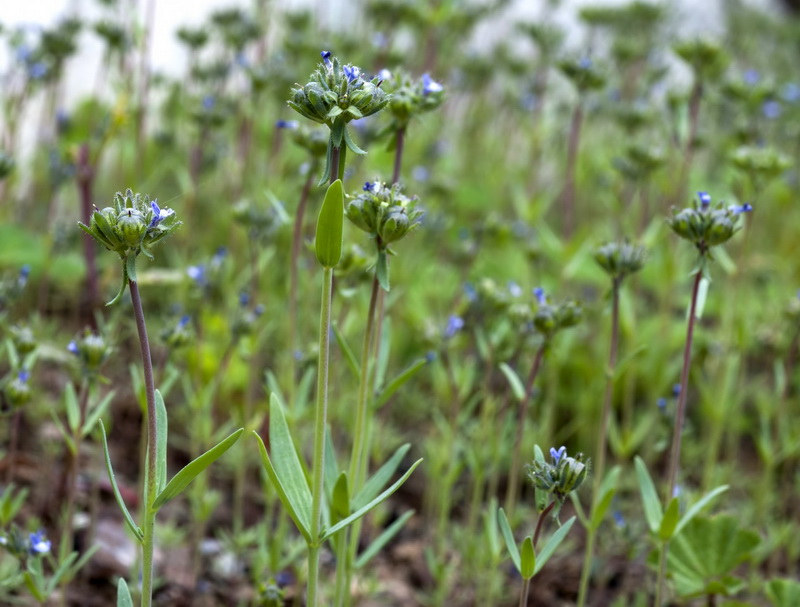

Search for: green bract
xmin=527 ymin=451 xmax=591 ymax=503
xmin=667 ymin=196 xmax=750 ymax=253
xmin=345 ymin=182 xmax=424 ymax=249
xmin=594 ymin=241 xmax=647 ymax=281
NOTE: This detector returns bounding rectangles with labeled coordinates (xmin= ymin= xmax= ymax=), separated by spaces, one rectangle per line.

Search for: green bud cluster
xmin=232 ymin=198 xmax=283 ymax=240
xmin=289 ymin=125 xmax=329 ymax=159
xmin=730 ymin=145 xmax=791 ymax=183
xmin=613 ymin=143 xmax=665 ymax=181
xmin=288 ymin=55 xmax=390 ymax=129
xmin=78 ymin=189 xmax=181 ymax=261
xmin=69 ymin=330 xmax=110 ymax=373
xmin=667 ymin=194 xmax=751 ymax=253
xmin=3 ymin=373 xmax=32 ymax=408
xmin=345 ymin=182 xmax=424 ymax=248
xmin=557 ymin=57 xmax=606 ymax=94
xmin=533 ymin=296 xmax=583 ymax=339
xmin=162 ymin=318 xmax=193 ymax=350
xmin=526 ymin=450 xmax=590 ymax=502
xmin=673 ymin=38 xmax=728 ymax=82
xmin=594 ymin=241 xmax=647 ymax=281
xmin=383 ymin=70 xmax=445 ymax=131
xmin=10 ymin=325 xmax=36 ymax=355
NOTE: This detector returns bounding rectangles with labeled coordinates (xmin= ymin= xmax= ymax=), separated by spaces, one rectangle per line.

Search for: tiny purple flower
xmin=239 ymin=292 xmax=250 ymax=307
xmin=187 ymin=265 xmax=206 ymax=285
xmin=422 ymin=73 xmax=443 ymax=95
xmin=275 ymin=119 xmax=299 ymax=129
xmin=672 ymin=384 xmax=681 ymax=397
xmin=728 ymin=203 xmax=753 ymax=214
xmin=412 ymin=166 xmax=429 ymax=182
xmin=613 ymin=510 xmax=626 ymax=528
xmin=28 ymin=62 xmax=47 ymax=80
xmin=377 ymin=68 xmax=392 ymax=83
xmin=202 ymin=95 xmax=216 ymax=111
xmin=743 ymin=69 xmax=760 ymax=85
xmin=320 ymin=50 xmax=332 ymax=69
xmin=782 ymin=83 xmax=800 ymax=104
xmin=533 ymin=287 xmax=547 ymax=305
xmin=211 ymin=247 xmax=227 ymax=268
xmin=28 ymin=530 xmax=51 ymax=555
xmin=67 ymin=340 xmax=79 ymax=355
xmin=550 ymin=445 xmax=566 ymax=464
xmin=254 ymin=304 xmax=265 ymax=317
xmin=697 ymin=191 xmax=711 ymax=208
xmin=657 ymin=397 xmax=667 ymax=411
xmin=508 ymin=281 xmax=522 ymax=298
xmin=762 ymin=100 xmax=781 ymax=120
xmin=343 ymin=65 xmax=361 ymax=83
xmin=19 ymin=370 xmax=30 ymax=383
xmin=178 ymin=315 xmax=191 ymax=329
xmin=363 ymin=181 xmax=381 ymax=193
xmin=464 ymin=283 xmax=477 ymax=302
xmin=425 ymin=351 xmax=437 ymax=363
xmin=578 ymin=57 xmax=593 ymax=69
xmin=444 ymin=315 xmax=465 ymax=339
xmin=149 ymin=201 xmax=175 ymax=228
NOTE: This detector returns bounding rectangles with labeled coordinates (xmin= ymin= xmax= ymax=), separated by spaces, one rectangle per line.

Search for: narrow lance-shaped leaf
xmin=353 ymin=443 xmax=411 ymax=510
xmin=520 ymin=536 xmax=536 ymax=579
xmin=373 ymin=358 xmax=428 ymax=408
xmin=315 ymin=179 xmax=344 ymax=268
xmin=674 ymin=485 xmax=729 ymax=536
xmin=117 ymin=579 xmax=134 ymax=607
xmin=155 ymin=390 xmax=168 ymax=495
xmin=100 ymin=422 xmax=143 ymax=542
xmin=659 ymin=497 xmax=681 ymax=541
xmin=152 ymin=428 xmax=244 ymax=511
xmin=635 ymin=456 xmax=663 ymax=533
xmin=535 ymin=516 xmax=576 ymax=574
xmin=590 ymin=465 xmax=621 ymax=530
xmin=499 ymin=362 xmax=526 ymax=402
xmin=320 ymin=459 xmax=422 ymax=542
xmin=498 ymin=508 xmax=521 ymax=572
xmin=333 ymin=323 xmax=361 ymax=381
xmin=83 ymin=390 xmax=116 ymax=437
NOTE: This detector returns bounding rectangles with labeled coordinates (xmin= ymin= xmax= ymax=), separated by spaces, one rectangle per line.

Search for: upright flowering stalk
xmin=577 ymin=240 xmax=646 ymax=607
xmin=288 ymin=51 xmax=389 ymax=185
xmin=79 ymin=191 xmax=241 ymax=607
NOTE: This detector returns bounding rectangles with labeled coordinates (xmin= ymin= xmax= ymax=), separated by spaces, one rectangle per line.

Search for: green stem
xmin=519 ymin=577 xmax=531 ymax=607
xmin=655 ymin=540 xmax=668 ymax=607
xmin=129 ymin=278 xmax=158 ymax=607
xmin=577 ymin=278 xmax=621 ymax=607
xmin=666 ymin=269 xmax=703 ymax=500
xmin=308 ymin=267 xmax=334 ymax=607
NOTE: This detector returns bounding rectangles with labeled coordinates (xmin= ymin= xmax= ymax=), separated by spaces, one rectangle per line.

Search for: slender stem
xmin=533 ymin=501 xmax=556 ymax=548
xmin=576 ymin=280 xmax=620 ymax=607
xmin=129 ymin=279 xmax=158 ymax=607
xmin=519 ymin=577 xmax=531 ymax=607
xmin=392 ymin=127 xmax=405 ymax=185
xmin=561 ymin=101 xmax=584 ymax=239
xmin=666 ymin=269 xmax=704 ymax=500
xmin=330 ymin=145 xmax=341 ymax=186
xmin=77 ymin=144 xmax=98 ymax=318
xmin=308 ymin=267 xmax=334 ymax=607
xmin=505 ymin=345 xmax=547 ymax=517
xmin=655 ymin=541 xmax=668 ymax=607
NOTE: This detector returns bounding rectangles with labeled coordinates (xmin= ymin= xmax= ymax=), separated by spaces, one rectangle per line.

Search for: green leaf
xmin=315 ymin=180 xmax=344 ymax=268
xmin=117 ymin=579 xmax=134 ymax=607
xmin=331 ymin=473 xmax=350 ymax=524
xmin=376 ymin=249 xmax=390 ymax=292
xmin=520 ymin=536 xmax=535 ymax=579
xmin=497 ymin=507 xmax=521 ymax=572
xmin=343 ymin=126 xmax=366 ymax=155
xmin=155 ymin=390 xmax=168 ymax=495
xmin=254 ymin=396 xmax=312 ymax=541
xmin=353 ymin=443 xmax=411 ymax=511
xmin=51 ymin=411 xmax=76 ymax=456
xmin=65 ymin=382 xmax=80 ymax=433
xmin=152 ymin=428 xmax=243 ymax=511
xmin=323 ymin=426 xmax=340 ymax=500
xmin=533 ymin=445 xmax=547 ymax=513
xmin=106 ymin=260 xmax=129 ymax=306
xmin=83 ymin=390 xmax=115 ymax=437
xmin=590 ymin=465 xmax=621 ymax=530
xmin=373 ymin=357 xmax=428 ymax=409
xmin=355 ymin=510 xmax=415 ymax=569
xmin=535 ymin=516 xmax=576 ymax=574
xmin=125 ymin=254 xmax=138 ymax=284
xmin=634 ymin=456 xmax=663 ymax=533
xmin=100 ymin=422 xmax=143 ymax=542
xmin=767 ymin=578 xmax=800 ymax=607
xmin=658 ymin=497 xmax=680 ymax=541
xmin=333 ymin=323 xmax=361 ymax=381
xmin=331 ymin=121 xmax=345 ymax=147
xmin=674 ymin=485 xmax=728 ymax=536
xmin=499 ymin=362 xmax=525 ymax=401
xmin=320 ymin=459 xmax=422 ymax=542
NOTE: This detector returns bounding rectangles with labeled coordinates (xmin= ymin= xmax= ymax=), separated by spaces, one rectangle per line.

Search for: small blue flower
xmin=18 ymin=265 xmax=30 ymax=288
xmin=463 ymin=283 xmax=477 ymax=302
xmin=235 ymin=52 xmax=249 ymax=68
xmin=343 ymin=65 xmax=361 ymax=83
xmin=275 ymin=119 xmax=299 ymax=129
xmin=657 ymin=397 xmax=667 ymax=411
xmin=728 ymin=203 xmax=753 ymax=214
xmin=320 ymin=50 xmax=332 ymax=69
xmin=444 ymin=315 xmax=465 ymax=339
xmin=672 ymin=484 xmax=681 ymax=498
xmin=363 ymin=181 xmax=381 ymax=193
xmin=533 ymin=287 xmax=547 ymax=305
xmin=211 ymin=247 xmax=227 ymax=268
xmin=578 ymin=57 xmax=593 ymax=69
xmin=613 ymin=510 xmax=626 ymax=528
xmin=372 ymin=33 xmax=388 ymax=49
xmin=187 ymin=265 xmax=206 ymax=285
xmin=697 ymin=191 xmax=711 ymax=208
xmin=67 ymin=340 xmax=79 ymax=355
xmin=149 ymin=201 xmax=175 ymax=228
xmin=762 ymin=100 xmax=781 ymax=120
xmin=782 ymin=83 xmax=800 ymax=104
xmin=18 ymin=370 xmax=30 ymax=383
xmin=422 ymin=73 xmax=443 ymax=95
xmin=28 ymin=530 xmax=51 ymax=555
xmin=377 ymin=68 xmax=392 ymax=82
xmin=15 ymin=44 xmax=32 ymax=63
xmin=508 ymin=281 xmax=522 ymax=298
xmin=239 ymin=292 xmax=250 ymax=307
xmin=28 ymin=62 xmax=48 ymax=80
xmin=425 ymin=351 xmax=437 ymax=363
xmin=178 ymin=315 xmax=191 ymax=329
xmin=202 ymin=95 xmax=216 ymax=110
xmin=672 ymin=384 xmax=681 ymax=397
xmin=743 ymin=69 xmax=760 ymax=85
xmin=550 ymin=445 xmax=566 ymax=464
xmin=254 ymin=304 xmax=265 ymax=317
xmin=411 ymin=165 xmax=430 ymax=182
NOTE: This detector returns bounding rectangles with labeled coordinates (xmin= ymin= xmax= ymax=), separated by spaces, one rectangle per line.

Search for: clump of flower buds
xmin=667 ymin=191 xmax=752 ymax=254
xmin=345 ymin=181 xmax=424 ymax=248
xmin=594 ymin=241 xmax=647 ymax=282
xmin=526 ymin=446 xmax=590 ymax=503
xmin=532 ymin=288 xmax=583 ymax=338
xmin=68 ymin=329 xmax=110 ymax=373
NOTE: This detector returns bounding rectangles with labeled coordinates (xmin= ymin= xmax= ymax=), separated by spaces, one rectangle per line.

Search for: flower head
xmin=533 ymin=287 xmax=547 ymax=305
xmin=67 ymin=340 xmax=79 ymax=355
xmin=149 ymin=201 xmax=175 ymax=228
xmin=550 ymin=445 xmax=567 ymax=464
xmin=320 ymin=50 xmax=332 ymax=69
xmin=28 ymin=531 xmax=51 ymax=555
xmin=343 ymin=65 xmax=361 ymax=83
xmin=422 ymin=73 xmax=444 ymax=95
xmin=697 ymin=191 xmax=711 ymax=208
xmin=444 ymin=315 xmax=465 ymax=339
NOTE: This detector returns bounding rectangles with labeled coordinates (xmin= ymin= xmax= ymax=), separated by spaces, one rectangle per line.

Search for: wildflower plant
xmin=78 ymin=190 xmax=242 ymax=607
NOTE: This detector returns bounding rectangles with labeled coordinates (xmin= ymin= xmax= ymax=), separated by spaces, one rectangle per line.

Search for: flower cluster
xmin=3 ymin=370 xmax=32 ymax=408
xmin=288 ymin=52 xmax=390 ymax=132
xmin=526 ymin=446 xmax=590 ymax=502
xmin=67 ymin=330 xmax=110 ymax=373
xmin=594 ymin=241 xmax=647 ymax=281
xmin=668 ymin=191 xmax=752 ymax=253
xmin=10 ymin=325 xmax=37 ymax=355
xmin=531 ymin=288 xmax=583 ymax=338
xmin=381 ymin=70 xmax=445 ymax=131
xmin=0 ymin=527 xmax=51 ymax=559
xmin=162 ymin=315 xmax=193 ymax=349
xmin=78 ymin=189 xmax=180 ymax=261
xmin=557 ymin=57 xmax=606 ymax=93
xmin=345 ymin=181 xmax=424 ymax=248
